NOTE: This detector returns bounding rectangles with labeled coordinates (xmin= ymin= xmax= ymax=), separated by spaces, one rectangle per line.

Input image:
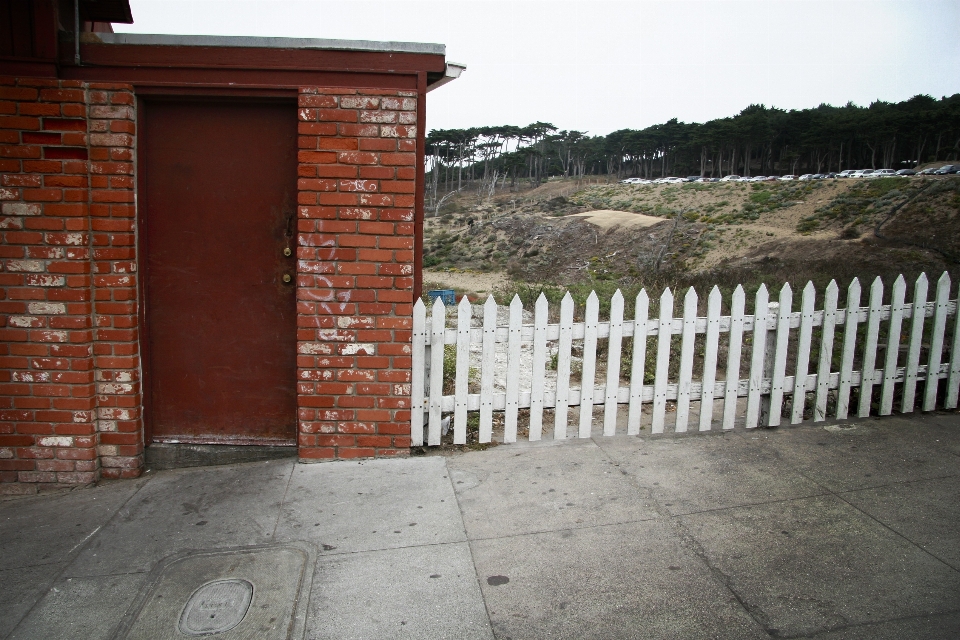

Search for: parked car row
xmin=619 ymin=165 xmax=959 ymax=185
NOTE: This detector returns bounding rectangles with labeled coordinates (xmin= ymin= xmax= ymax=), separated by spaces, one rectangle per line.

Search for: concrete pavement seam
xmin=777 ymin=607 xmax=960 ymax=639
xmin=457 ymin=515 xmax=662 ymax=543
xmin=745 ymin=427 xmax=960 ymax=574
xmin=4 ymin=473 xmax=154 ymax=640
xmin=445 ymin=457 xmax=498 ymax=639
xmin=269 ymin=458 xmax=297 ymax=540
xmin=828 ymin=487 xmax=960 ymax=574
xmin=591 ymin=434 xmax=779 ymax=637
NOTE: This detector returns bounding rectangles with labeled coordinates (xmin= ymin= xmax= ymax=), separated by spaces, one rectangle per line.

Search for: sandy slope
xmin=567 ymin=209 xmax=663 ymax=229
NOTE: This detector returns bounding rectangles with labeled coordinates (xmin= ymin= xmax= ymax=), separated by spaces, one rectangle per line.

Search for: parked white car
xmin=719 ymin=175 xmax=741 ymax=182
xmin=837 ymin=170 xmax=857 ymax=178
xmin=867 ymin=169 xmax=896 ymax=178
xmin=798 ymin=174 xmax=814 ymax=181
xmin=779 ymin=175 xmax=795 ymax=181
xmin=662 ymin=177 xmax=685 ymax=184
xmin=851 ymin=169 xmax=873 ymax=178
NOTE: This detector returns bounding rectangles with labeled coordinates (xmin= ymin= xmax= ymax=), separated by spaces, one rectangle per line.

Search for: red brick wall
xmin=295 ymin=88 xmax=415 ymax=460
xmin=2 ymin=79 xmax=420 ymax=489
xmin=0 ymin=77 xmax=141 ymax=492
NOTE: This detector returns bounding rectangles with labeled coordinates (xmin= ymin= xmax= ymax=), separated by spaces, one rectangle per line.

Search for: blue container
xmin=427 ymin=289 xmax=456 ymax=306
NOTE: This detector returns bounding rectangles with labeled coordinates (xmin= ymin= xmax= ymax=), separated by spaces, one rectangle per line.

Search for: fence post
xmin=746 ymin=285 xmax=769 ymax=429
xmin=759 ymin=301 xmax=779 ymax=427
xmin=411 ymin=299 xmax=427 ymax=446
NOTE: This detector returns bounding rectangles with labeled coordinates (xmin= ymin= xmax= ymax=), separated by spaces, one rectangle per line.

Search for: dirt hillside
xmin=422 ymin=176 xmax=960 ymax=298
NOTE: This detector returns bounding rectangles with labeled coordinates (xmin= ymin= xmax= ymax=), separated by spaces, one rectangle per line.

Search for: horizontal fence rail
xmin=410 ymin=272 xmax=960 ymax=447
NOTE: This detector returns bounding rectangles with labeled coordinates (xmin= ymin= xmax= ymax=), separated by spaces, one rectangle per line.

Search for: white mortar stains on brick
xmin=8 ymin=316 xmax=40 ymax=327
xmin=36 ymin=330 xmax=68 ymax=342
xmin=316 ymin=329 xmax=355 ymax=342
xmin=299 ymin=343 xmax=333 ymax=355
xmin=340 ymin=179 xmax=377 ymax=192
xmin=27 ymin=275 xmax=65 ymax=287
xmin=13 ymin=371 xmax=51 ymax=382
xmin=97 ymin=408 xmax=129 ymax=420
xmin=98 ymin=383 xmax=133 ymax=394
xmin=340 ymin=343 xmax=375 ymax=355
xmin=6 ymin=260 xmax=44 ymax=272
xmin=2 ymin=202 xmax=41 ymax=215
xmin=38 ymin=436 xmax=73 ymax=448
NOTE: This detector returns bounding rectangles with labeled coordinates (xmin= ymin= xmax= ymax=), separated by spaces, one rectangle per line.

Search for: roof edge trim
xmin=95 ymin=32 xmax=445 ymax=56
xmin=427 ymin=61 xmax=466 ymax=92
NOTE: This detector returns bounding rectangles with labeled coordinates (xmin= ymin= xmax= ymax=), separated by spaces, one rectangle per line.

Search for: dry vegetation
xmin=423 ymin=176 xmax=960 ymax=313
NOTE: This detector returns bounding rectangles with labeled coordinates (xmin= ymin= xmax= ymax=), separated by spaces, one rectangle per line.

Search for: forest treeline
xmin=425 ymin=94 xmax=960 ymax=204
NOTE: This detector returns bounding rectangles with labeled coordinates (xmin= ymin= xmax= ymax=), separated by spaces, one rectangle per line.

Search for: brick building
xmin=0 ymin=0 xmax=462 ymax=491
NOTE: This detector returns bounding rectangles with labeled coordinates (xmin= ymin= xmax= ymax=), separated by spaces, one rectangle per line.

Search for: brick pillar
xmin=295 ymin=88 xmax=415 ymax=461
xmin=0 ymin=77 xmax=99 ymax=489
xmin=0 ymin=77 xmax=142 ymax=492
xmin=86 ymin=83 xmax=141 ymax=479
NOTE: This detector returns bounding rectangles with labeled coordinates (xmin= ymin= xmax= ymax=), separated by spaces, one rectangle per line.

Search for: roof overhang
xmin=78 ymin=0 xmax=133 ymax=24
xmin=427 ymin=62 xmax=466 ymax=93
xmin=60 ymin=31 xmax=450 ymax=94
xmin=91 ymin=32 xmax=445 ymax=56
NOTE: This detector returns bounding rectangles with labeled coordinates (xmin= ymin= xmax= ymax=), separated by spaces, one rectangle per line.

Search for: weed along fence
xmin=410 ymin=272 xmax=960 ymax=447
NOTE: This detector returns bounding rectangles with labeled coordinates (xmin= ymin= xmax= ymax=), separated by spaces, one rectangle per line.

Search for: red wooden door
xmin=142 ymin=100 xmax=298 ymax=445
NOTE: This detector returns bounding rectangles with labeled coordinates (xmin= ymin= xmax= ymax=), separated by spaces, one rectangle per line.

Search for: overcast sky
xmin=119 ymin=0 xmax=960 ymax=137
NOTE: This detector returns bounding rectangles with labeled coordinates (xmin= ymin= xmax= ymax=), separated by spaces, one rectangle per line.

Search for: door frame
xmin=136 ymin=94 xmax=299 ymax=447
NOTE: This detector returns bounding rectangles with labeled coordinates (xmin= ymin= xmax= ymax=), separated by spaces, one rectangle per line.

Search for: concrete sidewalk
xmin=2 ymin=412 xmax=959 ymax=639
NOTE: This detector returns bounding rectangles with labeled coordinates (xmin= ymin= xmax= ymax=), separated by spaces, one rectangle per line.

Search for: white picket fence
xmin=410 ymin=272 xmax=960 ymax=447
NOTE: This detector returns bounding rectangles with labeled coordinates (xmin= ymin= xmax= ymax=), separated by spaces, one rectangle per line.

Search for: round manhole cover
xmin=179 ymin=579 xmax=254 ymax=636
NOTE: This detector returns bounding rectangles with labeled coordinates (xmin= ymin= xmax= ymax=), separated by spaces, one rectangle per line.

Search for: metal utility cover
xmin=116 ymin=545 xmax=312 ymax=639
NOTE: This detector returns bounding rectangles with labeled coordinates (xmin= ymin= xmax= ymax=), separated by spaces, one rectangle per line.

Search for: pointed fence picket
xmin=529 ymin=294 xmax=548 ymax=440
xmin=555 ymin=293 xmax=574 ymax=439
xmin=814 ymin=280 xmax=838 ymax=422
xmin=745 ymin=285 xmax=769 ymax=429
xmin=924 ymin=273 xmax=951 ymax=412
xmin=626 ymin=291 xmax=649 ymax=435
xmin=652 ymin=288 xmax=674 ymax=434
xmin=902 ymin=274 xmax=928 ymax=413
xmin=579 ymin=292 xmax=600 ymax=438
xmin=722 ymin=286 xmax=745 ymax=430
xmin=675 ymin=288 xmax=698 ymax=433
xmin=699 ymin=287 xmax=721 ymax=432
xmin=837 ymin=278 xmax=861 ymax=420
xmin=603 ymin=291 xmax=624 ymax=436
xmin=791 ymin=282 xmax=815 ymax=425
xmin=880 ymin=276 xmax=906 ymax=416
xmin=410 ymin=271 xmax=960 ymax=446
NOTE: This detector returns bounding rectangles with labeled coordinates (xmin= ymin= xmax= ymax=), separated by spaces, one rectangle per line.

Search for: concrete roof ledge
xmin=95 ymin=32 xmax=445 ymax=56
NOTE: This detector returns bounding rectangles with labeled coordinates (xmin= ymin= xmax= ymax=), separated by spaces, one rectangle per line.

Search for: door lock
xmin=282 ymin=274 xmax=292 ymax=284
xmin=283 ymin=247 xmax=292 ymax=257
